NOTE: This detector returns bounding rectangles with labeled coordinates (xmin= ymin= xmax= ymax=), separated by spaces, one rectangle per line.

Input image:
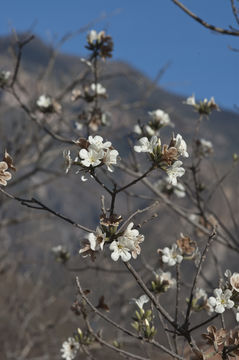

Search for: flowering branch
xmin=84 ymin=317 xmax=150 ymax=360
xmin=124 ymin=262 xmax=176 ymax=326
xmin=76 ymin=277 xmax=183 ymax=360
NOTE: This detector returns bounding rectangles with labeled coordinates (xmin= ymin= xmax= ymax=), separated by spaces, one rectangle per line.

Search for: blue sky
xmin=1 ymin=0 xmax=239 ymax=110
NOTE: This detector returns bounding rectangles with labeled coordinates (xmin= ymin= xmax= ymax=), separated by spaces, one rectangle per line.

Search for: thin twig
xmin=124 ymin=262 xmax=176 ymax=327
xmin=172 ymin=0 xmax=239 ymax=36
xmin=0 ymin=188 xmax=93 ymax=233
xmin=184 ymin=230 xmax=216 ymax=328
xmin=85 ymin=317 xmax=150 ymax=360
xmin=116 ymin=166 xmax=154 ymax=194
xmin=76 ymin=277 xmax=183 ymax=360
xmin=117 ymin=201 xmax=158 ymax=233
xmin=10 ymin=34 xmax=35 ymax=87
xmin=189 ymin=313 xmax=219 ymax=332
xmin=231 ymin=0 xmax=239 ymax=25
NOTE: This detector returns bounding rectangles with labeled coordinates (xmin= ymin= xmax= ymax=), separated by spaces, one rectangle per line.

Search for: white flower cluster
xmin=110 ymin=222 xmax=144 ymax=262
xmin=79 ymin=226 xmax=106 ymax=256
xmin=173 ymin=134 xmax=189 ymax=158
xmin=148 ymin=109 xmax=174 ymax=128
xmin=193 ymin=288 xmax=209 ymax=310
xmin=87 ymin=29 xmax=105 ymax=45
xmin=36 ymin=94 xmax=62 ymax=113
xmin=36 ymin=94 xmax=52 ymax=109
xmin=208 ymin=288 xmax=234 ymax=314
xmin=134 ymin=135 xmax=160 ymax=153
xmin=184 ymin=94 xmax=196 ymax=106
xmin=90 ymin=83 xmax=107 ymax=96
xmin=184 ymin=94 xmax=219 ymax=114
xmin=72 ymin=83 xmax=107 ymax=102
xmin=0 ymin=70 xmax=11 ymax=87
xmin=155 ymin=176 xmax=186 ymax=198
xmin=154 ymin=269 xmax=176 ymax=290
xmin=160 ymin=243 xmax=183 ymax=266
xmin=134 ymin=109 xmax=174 ymax=138
xmin=63 ymin=136 xmax=118 ymax=181
xmin=134 ymin=133 xmax=188 ymax=185
xmin=131 ymin=294 xmax=149 ymax=310
xmin=166 ymin=161 xmax=185 ymax=186
xmin=79 ymin=135 xmax=119 ymax=172
xmin=60 ymin=337 xmax=79 ymax=360
xmin=196 ymin=138 xmax=213 ymax=157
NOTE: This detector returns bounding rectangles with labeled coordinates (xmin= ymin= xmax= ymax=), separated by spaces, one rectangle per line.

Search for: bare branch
xmin=172 ymin=0 xmax=239 ymax=36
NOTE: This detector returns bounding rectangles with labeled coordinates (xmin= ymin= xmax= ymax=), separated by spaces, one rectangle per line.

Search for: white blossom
xmin=154 ymin=269 xmax=176 ymax=289
xmin=230 ymin=272 xmax=239 ymax=292
xmin=134 ymin=136 xmax=159 ymax=153
xmin=207 ymin=97 xmax=218 ymax=108
xmin=101 ymin=111 xmax=111 ymax=126
xmin=60 ymin=337 xmax=79 ymax=360
xmin=36 ymin=94 xmax=52 ymax=109
xmin=110 ymin=222 xmax=144 ymax=261
xmin=133 ymin=124 xmax=158 ymax=137
xmin=109 ymin=239 xmax=131 ymax=262
xmin=197 ymin=138 xmax=213 ymax=157
xmin=118 ymin=222 xmax=144 ymax=259
xmin=173 ymin=134 xmax=189 ymax=158
xmin=161 ymin=244 xmax=183 ymax=266
xmin=88 ymin=135 xmax=111 ymax=151
xmin=148 ymin=109 xmax=173 ymax=127
xmin=133 ymin=124 xmax=142 ymax=135
xmin=90 ymin=83 xmax=107 ymax=96
xmin=52 ymin=245 xmax=66 ymax=254
xmin=145 ymin=125 xmax=158 ymax=136
xmin=184 ymin=94 xmax=196 ymax=106
xmin=103 ymin=149 xmax=119 ymax=172
xmin=236 ymin=310 xmax=239 ymax=322
xmin=184 ymin=94 xmax=219 ymax=113
xmin=79 ymin=148 xmax=104 ymax=167
xmin=200 ymin=139 xmax=213 ymax=150
xmin=225 ymin=269 xmax=232 ymax=279
xmin=0 ymin=70 xmax=11 ymax=86
xmin=155 ymin=177 xmax=186 ymax=198
xmin=174 ymin=182 xmax=186 ymax=198
xmin=208 ymin=288 xmax=234 ymax=314
xmin=189 ymin=213 xmax=200 ymax=224
xmin=132 ymin=294 xmax=149 ymax=310
xmin=87 ymin=227 xmax=106 ymax=251
xmin=193 ymin=288 xmax=208 ymax=309
xmin=71 ymin=89 xmax=82 ymax=101
xmin=87 ymin=30 xmax=98 ymax=44
xmin=78 ymin=136 xmax=119 ymax=171
xmin=87 ymin=30 xmax=105 ymax=44
xmin=74 ymin=121 xmax=83 ymax=131
xmin=166 ymin=161 xmax=185 ymax=186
